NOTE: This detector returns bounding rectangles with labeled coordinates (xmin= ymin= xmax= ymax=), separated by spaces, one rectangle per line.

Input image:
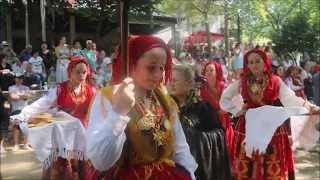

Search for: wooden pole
xmin=70 ymin=16 xmax=75 ymax=45
xmin=120 ymin=0 xmax=130 ymax=79
xmin=40 ymin=0 xmax=46 ymax=41
xmin=224 ymin=0 xmax=230 ymax=69
xmin=25 ymin=0 xmax=30 ymax=44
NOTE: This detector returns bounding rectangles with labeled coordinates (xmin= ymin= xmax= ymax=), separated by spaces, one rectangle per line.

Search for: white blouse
xmin=86 ymin=92 xmax=198 ymax=180
xmin=219 ymin=79 xmax=305 ymax=116
xmin=285 ymin=77 xmax=303 ymax=91
xmin=12 ymin=61 xmax=28 ymax=74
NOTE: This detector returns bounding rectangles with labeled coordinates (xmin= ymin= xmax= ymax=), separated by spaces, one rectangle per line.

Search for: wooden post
xmin=171 ymin=24 xmax=177 ymax=57
xmin=40 ymin=0 xmax=46 ymax=41
xmin=70 ymin=15 xmax=75 ymax=46
xmin=6 ymin=13 xmax=12 ymax=49
xmin=120 ymin=0 xmax=130 ymax=78
xmin=25 ymin=0 xmax=30 ymax=45
xmin=224 ymin=0 xmax=230 ymax=69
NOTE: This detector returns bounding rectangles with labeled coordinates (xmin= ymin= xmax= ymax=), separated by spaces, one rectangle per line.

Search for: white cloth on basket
xmin=20 ymin=111 xmax=87 ymax=170
xmin=244 ymin=105 xmax=308 ymax=158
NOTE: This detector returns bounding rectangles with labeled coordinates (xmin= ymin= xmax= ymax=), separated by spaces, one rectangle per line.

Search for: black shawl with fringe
xmin=171 ymin=91 xmax=233 ymax=180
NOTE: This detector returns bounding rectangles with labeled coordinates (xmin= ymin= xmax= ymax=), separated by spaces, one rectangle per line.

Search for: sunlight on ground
xmin=1 ymin=142 xmax=319 ymax=179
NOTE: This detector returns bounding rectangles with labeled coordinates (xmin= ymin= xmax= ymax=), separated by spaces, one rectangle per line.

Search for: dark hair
xmin=264 ymin=46 xmax=270 ymax=52
xmin=31 ymin=49 xmax=40 ymax=56
xmin=0 ymin=54 xmax=7 ymax=62
xmin=73 ymin=40 xmax=80 ymax=46
xmin=300 ymin=60 xmax=310 ymax=69
xmin=41 ymin=41 xmax=47 ymax=45
xmin=255 ymin=45 xmax=261 ymax=49
xmin=235 ymin=42 xmax=241 ymax=48
xmin=96 ymin=66 xmax=103 ymax=71
xmin=272 ymin=65 xmax=283 ymax=76
xmin=18 ymin=56 xmax=24 ymax=62
xmin=57 ymin=36 xmax=66 ymax=45
xmin=285 ymin=65 xmax=300 ymax=78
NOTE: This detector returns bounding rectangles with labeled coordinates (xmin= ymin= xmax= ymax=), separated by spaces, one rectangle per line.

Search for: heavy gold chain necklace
xmin=135 ymin=91 xmax=171 ymax=153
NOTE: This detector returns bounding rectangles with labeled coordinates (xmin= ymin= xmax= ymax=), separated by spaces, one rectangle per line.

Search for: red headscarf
xmin=240 ymin=49 xmax=280 ymax=101
xmin=203 ymin=62 xmax=223 ymax=82
xmin=111 ymin=35 xmax=172 ymax=85
xmin=314 ymin=64 xmax=320 ymax=74
xmin=200 ymin=62 xmax=225 ymax=109
xmin=67 ymin=57 xmax=91 ymax=78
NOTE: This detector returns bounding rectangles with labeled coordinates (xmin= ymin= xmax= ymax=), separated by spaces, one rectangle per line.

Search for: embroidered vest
xmin=92 ymin=86 xmax=178 ymax=167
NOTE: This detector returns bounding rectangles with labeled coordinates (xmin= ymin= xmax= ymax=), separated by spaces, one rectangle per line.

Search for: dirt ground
xmin=1 ymin=143 xmax=319 ymax=180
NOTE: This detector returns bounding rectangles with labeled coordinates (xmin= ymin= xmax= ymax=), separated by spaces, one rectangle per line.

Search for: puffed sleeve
xmin=170 ymin=107 xmax=198 ymax=180
xmin=219 ymin=80 xmax=241 ymax=116
xmin=279 ymin=79 xmax=305 ymax=107
xmin=86 ymin=92 xmax=130 ymax=171
xmin=10 ymin=85 xmax=58 ymax=122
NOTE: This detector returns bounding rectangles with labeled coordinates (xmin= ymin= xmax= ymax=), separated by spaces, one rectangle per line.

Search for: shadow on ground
xmin=1 ymin=142 xmax=319 ymax=179
xmin=293 ymin=142 xmax=320 ymax=179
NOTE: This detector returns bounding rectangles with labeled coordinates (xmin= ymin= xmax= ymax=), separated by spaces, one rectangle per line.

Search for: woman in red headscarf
xmin=200 ymin=62 xmax=234 ymax=154
xmin=86 ymin=35 xmax=197 ymax=180
xmin=12 ymin=58 xmax=96 ymax=179
xmin=219 ymin=49 xmax=316 ymax=179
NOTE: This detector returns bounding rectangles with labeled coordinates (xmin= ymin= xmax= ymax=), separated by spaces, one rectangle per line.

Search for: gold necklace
xmin=135 ymin=91 xmax=157 ymax=131
xmin=134 ymin=91 xmax=171 ymax=153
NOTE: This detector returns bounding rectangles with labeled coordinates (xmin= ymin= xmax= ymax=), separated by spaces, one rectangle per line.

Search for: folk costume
xmin=12 ymin=58 xmax=96 ymax=179
xmin=284 ymin=73 xmax=307 ymax=101
xmin=171 ymin=90 xmax=233 ymax=180
xmin=220 ymin=49 xmax=306 ymax=180
xmin=200 ymin=62 xmax=234 ymax=154
xmin=86 ymin=36 xmax=197 ymax=180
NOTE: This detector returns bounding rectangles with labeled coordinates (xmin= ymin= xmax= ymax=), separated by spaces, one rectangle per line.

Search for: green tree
xmin=272 ymin=13 xmax=320 ymax=62
xmin=68 ymin=0 xmax=162 ymax=44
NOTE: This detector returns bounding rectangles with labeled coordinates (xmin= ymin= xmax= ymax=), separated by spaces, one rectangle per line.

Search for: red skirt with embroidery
xmin=231 ymin=116 xmax=295 ymax=180
xmin=42 ymin=157 xmax=94 ymax=180
xmin=89 ymin=163 xmax=191 ymax=180
xmin=218 ymin=113 xmax=234 ymax=154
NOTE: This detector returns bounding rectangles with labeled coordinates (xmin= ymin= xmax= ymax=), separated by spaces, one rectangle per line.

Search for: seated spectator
xmin=9 ymin=74 xmax=32 ymax=151
xmin=99 ymin=50 xmax=111 ymax=64
xmin=27 ymin=50 xmax=47 ymax=87
xmin=94 ymin=54 xmax=108 ymax=73
xmin=0 ymin=86 xmax=10 ymax=154
xmin=20 ymin=44 xmax=32 ymax=62
xmin=0 ymin=54 xmax=15 ymax=91
xmin=96 ymin=67 xmax=104 ymax=88
xmin=104 ymin=63 xmax=112 ymax=87
xmin=2 ymin=41 xmax=16 ymax=66
xmin=88 ymin=73 xmax=99 ymax=91
xmin=12 ymin=56 xmax=28 ymax=75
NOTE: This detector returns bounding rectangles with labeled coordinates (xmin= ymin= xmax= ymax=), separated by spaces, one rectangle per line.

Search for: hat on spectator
xmin=1 ymin=41 xmax=9 ymax=46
